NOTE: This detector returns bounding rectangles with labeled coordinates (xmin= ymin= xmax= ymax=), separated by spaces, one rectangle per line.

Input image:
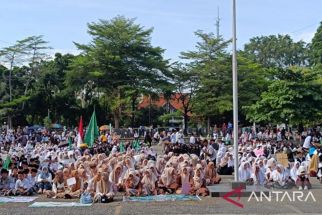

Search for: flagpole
xmin=232 ymin=0 xmax=239 ymax=182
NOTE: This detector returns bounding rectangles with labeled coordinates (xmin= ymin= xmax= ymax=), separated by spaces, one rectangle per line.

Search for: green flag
xmin=119 ymin=141 xmax=125 ymax=153
xmin=3 ymin=156 xmax=11 ymax=170
xmin=84 ymin=110 xmax=99 ymax=148
xmin=133 ymin=139 xmax=140 ymax=151
xmin=68 ymin=136 xmax=73 ymax=150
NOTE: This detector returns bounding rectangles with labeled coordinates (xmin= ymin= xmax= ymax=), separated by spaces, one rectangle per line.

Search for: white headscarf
xmin=238 ymin=162 xmax=252 ymax=182
xmin=290 ymin=161 xmax=300 ymax=181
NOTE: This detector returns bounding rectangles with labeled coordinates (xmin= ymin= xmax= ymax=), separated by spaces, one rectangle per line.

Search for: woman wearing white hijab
xmin=92 ymin=168 xmax=115 ymax=202
xmin=159 ymin=167 xmax=178 ymax=193
xmin=238 ymin=162 xmax=253 ymax=185
xmin=123 ymin=169 xmax=141 ymax=196
xmin=290 ymin=161 xmax=300 ymax=182
xmin=192 ymin=164 xmax=208 ymax=196
xmin=251 ymin=163 xmax=265 ymax=185
xmin=271 ymin=164 xmax=293 ymax=189
xmin=176 ymin=166 xmax=192 ymax=194
xmin=141 ymin=168 xmax=157 ymax=195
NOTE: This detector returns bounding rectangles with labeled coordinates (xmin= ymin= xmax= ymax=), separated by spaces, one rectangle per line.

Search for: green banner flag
xmin=68 ymin=136 xmax=73 ymax=150
xmin=120 ymin=141 xmax=125 ymax=153
xmin=84 ymin=110 xmax=99 ymax=148
xmin=132 ymin=140 xmax=140 ymax=151
xmin=3 ymin=156 xmax=11 ymax=170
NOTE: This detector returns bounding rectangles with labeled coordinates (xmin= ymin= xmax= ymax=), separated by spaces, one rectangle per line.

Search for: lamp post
xmin=232 ymin=0 xmax=239 ymax=182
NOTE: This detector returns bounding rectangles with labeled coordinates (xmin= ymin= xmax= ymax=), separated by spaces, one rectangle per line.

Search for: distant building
xmin=138 ymin=93 xmax=192 ymax=125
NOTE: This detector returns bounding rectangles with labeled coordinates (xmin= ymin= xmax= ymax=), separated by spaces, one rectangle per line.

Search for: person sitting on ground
xmin=62 ymin=168 xmax=70 ymax=183
xmin=37 ymin=166 xmax=52 ymax=194
xmin=217 ymin=153 xmax=234 ymax=175
xmin=109 ymin=164 xmax=124 ymax=192
xmin=91 ymin=168 xmax=114 ymax=202
xmin=270 ymin=164 xmax=294 ymax=189
xmin=123 ymin=169 xmax=141 ymax=196
xmin=0 ymin=169 xmax=13 ymax=196
xmin=192 ymin=164 xmax=208 ymax=196
xmin=45 ymin=170 xmax=66 ymax=198
xmin=13 ymin=171 xmax=28 ymax=195
xmin=159 ymin=167 xmax=178 ymax=194
xmin=205 ymin=162 xmax=221 ymax=185
xmin=290 ymin=161 xmax=300 ymax=182
xmin=78 ymin=168 xmax=90 ymax=191
xmin=296 ymin=166 xmax=311 ymax=190
xmin=176 ymin=166 xmax=193 ymax=195
xmin=251 ymin=163 xmax=265 ymax=185
xmin=64 ymin=170 xmax=81 ymax=199
xmin=26 ymin=168 xmax=38 ymax=195
xmin=141 ymin=168 xmax=157 ymax=196
xmin=238 ymin=162 xmax=254 ymax=185
xmin=317 ymin=148 xmax=322 ymax=183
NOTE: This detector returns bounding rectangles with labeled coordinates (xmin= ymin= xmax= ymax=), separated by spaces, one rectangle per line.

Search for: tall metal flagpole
xmin=232 ymin=0 xmax=239 ymax=182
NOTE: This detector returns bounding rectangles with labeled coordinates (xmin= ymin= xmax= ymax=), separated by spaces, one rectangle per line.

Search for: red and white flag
xmin=77 ymin=116 xmax=84 ymax=147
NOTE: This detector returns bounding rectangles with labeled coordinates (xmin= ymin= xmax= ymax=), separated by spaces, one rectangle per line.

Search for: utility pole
xmin=232 ymin=0 xmax=239 ymax=182
xmin=216 ymin=6 xmax=220 ymax=38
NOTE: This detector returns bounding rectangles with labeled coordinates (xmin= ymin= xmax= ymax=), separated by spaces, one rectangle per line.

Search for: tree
xmin=0 ymin=40 xmax=28 ymax=128
xmin=238 ymin=53 xmax=270 ymax=120
xmin=310 ymin=22 xmax=322 ymax=66
xmin=28 ymin=53 xmax=78 ymax=125
xmin=244 ymin=34 xmax=308 ymax=68
xmin=180 ymin=31 xmax=232 ymax=127
xmin=68 ymin=16 xmax=170 ymax=128
xmin=20 ymin=36 xmax=51 ymax=109
xmin=245 ymin=67 xmax=322 ymax=125
xmin=0 ymin=36 xmax=51 ymax=127
xmin=170 ymin=64 xmax=198 ymax=134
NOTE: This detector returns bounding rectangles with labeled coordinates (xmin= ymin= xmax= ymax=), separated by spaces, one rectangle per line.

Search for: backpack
xmin=100 ymin=194 xmax=113 ymax=203
xmin=80 ymin=192 xmax=93 ymax=204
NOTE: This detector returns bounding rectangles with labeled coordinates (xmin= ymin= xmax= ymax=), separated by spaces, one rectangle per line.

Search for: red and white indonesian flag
xmin=77 ymin=116 xmax=84 ymax=147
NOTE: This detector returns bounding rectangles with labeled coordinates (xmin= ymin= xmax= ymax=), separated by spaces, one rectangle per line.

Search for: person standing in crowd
xmin=189 ymin=133 xmax=196 ymax=144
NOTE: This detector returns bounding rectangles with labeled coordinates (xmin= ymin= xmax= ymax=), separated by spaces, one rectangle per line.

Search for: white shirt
xmin=26 ymin=175 xmax=37 ymax=189
xmin=303 ymin=136 xmax=311 ymax=149
xmin=52 ymin=181 xmax=65 ymax=193
xmin=177 ymin=133 xmax=184 ymax=144
xmin=15 ymin=178 xmax=29 ymax=190
xmin=205 ymin=145 xmax=217 ymax=161
xmin=189 ymin=136 xmax=196 ymax=144
xmin=170 ymin=133 xmax=176 ymax=144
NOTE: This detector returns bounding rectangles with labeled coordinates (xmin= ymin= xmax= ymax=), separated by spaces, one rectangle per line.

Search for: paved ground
xmin=1 ymin=145 xmax=322 ymax=214
xmin=1 ymin=185 xmax=322 ymax=215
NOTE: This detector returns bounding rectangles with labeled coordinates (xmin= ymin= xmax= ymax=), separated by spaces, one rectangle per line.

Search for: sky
xmin=0 ymin=0 xmax=321 ymax=61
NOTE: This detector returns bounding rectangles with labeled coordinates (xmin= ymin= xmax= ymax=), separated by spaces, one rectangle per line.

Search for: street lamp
xmin=232 ymin=0 xmax=239 ymax=182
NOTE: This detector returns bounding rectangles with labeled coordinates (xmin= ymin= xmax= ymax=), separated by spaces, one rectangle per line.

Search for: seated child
xmin=296 ymin=166 xmax=311 ymax=190
xmin=13 ymin=171 xmax=29 ymax=195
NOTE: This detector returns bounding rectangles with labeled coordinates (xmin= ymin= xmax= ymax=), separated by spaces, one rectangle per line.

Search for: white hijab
xmin=238 ymin=162 xmax=252 ymax=182
xmin=290 ymin=161 xmax=300 ymax=181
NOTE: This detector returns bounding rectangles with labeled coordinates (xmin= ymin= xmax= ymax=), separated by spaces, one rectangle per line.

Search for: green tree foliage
xmin=169 ymin=64 xmax=198 ymax=134
xmin=245 ymin=67 xmax=322 ymax=125
xmin=68 ymin=16 xmax=171 ymax=128
xmin=0 ymin=17 xmax=321 ymax=129
xmin=180 ymin=31 xmax=232 ymax=124
xmin=244 ymin=34 xmax=308 ymax=68
xmin=0 ymin=36 xmax=51 ymax=127
xmin=310 ymin=22 xmax=322 ymax=66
